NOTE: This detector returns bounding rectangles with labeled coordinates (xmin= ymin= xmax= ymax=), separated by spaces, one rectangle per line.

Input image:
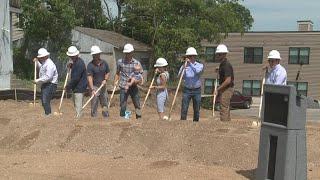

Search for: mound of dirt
xmin=0 ymin=97 xmax=319 ymax=179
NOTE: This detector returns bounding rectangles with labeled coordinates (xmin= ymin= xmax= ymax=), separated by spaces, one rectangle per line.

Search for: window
xmin=204 ymin=47 xmax=218 ymax=62
xmin=243 ymin=80 xmax=261 ymax=96
xmin=244 ymin=47 xmax=263 ymax=64
xmin=140 ymin=58 xmax=149 ymax=70
xmin=204 ymin=78 xmax=218 ymax=94
xmin=287 ymin=82 xmax=308 ymax=96
xmin=289 ymin=47 xmax=310 ymax=64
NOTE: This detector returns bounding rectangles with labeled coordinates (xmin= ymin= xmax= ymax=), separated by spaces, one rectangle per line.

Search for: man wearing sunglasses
xmin=264 ymin=50 xmax=287 ymax=85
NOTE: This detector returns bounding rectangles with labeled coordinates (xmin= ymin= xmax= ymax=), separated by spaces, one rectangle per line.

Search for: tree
xmin=15 ymin=0 xmax=76 ymax=79
xmin=70 ymin=0 xmax=108 ymax=29
xmin=116 ymin=0 xmax=253 ymax=78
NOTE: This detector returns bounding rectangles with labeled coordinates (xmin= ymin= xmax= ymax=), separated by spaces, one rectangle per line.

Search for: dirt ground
xmin=0 ymin=95 xmax=319 ymax=180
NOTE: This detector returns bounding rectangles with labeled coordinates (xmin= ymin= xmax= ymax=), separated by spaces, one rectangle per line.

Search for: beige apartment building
xmin=200 ymin=21 xmax=320 ymax=100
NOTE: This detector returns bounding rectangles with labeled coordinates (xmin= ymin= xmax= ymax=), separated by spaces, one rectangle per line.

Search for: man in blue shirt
xmin=178 ymin=47 xmax=204 ymax=122
xmin=65 ymin=46 xmax=87 ymax=118
xmin=265 ymin=50 xmax=287 ymax=85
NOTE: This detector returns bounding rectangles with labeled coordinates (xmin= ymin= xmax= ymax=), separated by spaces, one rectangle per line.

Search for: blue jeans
xmin=120 ymin=86 xmax=141 ymax=118
xmin=41 ymin=83 xmax=57 ymax=115
xmin=181 ymin=87 xmax=201 ymax=121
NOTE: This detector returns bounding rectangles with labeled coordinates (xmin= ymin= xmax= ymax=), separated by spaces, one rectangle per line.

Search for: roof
xmin=74 ymin=26 xmax=152 ymax=52
xmin=226 ymin=31 xmax=320 ymax=36
xmin=297 ymin=20 xmax=313 ymax=24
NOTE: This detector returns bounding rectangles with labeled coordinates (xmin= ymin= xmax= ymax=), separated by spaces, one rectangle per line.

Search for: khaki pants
xmin=220 ymin=87 xmax=234 ymax=121
xmin=73 ymin=93 xmax=84 ymax=118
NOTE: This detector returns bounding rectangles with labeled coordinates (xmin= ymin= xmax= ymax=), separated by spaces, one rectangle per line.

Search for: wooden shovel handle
xmin=108 ymin=80 xmax=119 ymax=108
xmin=33 ymin=60 xmax=37 ymax=106
xmin=212 ymin=74 xmax=219 ymax=117
xmin=141 ymin=72 xmax=157 ymax=109
xmin=82 ymin=83 xmax=105 ymax=110
xmin=169 ymin=61 xmax=188 ymax=118
xmin=258 ymin=69 xmax=268 ymax=119
xmin=58 ymin=70 xmax=70 ymax=112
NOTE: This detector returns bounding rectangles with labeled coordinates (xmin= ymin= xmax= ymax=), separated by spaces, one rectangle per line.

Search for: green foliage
xmin=70 ymin=0 xmax=108 ymax=29
xmin=117 ymin=0 xmax=253 ymax=80
xmin=13 ymin=45 xmax=33 ymax=80
xmin=20 ymin=0 xmax=76 ymax=59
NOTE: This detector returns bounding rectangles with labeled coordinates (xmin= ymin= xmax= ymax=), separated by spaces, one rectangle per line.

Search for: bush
xmin=13 ymin=46 xmax=33 ymax=80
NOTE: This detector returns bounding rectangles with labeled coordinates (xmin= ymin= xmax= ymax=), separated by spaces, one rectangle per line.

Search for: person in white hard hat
xmin=86 ymin=45 xmax=110 ymax=118
xmin=151 ymin=58 xmax=170 ymax=120
xmin=114 ymin=43 xmax=143 ymax=119
xmin=214 ymin=44 xmax=234 ymax=122
xmin=33 ymin=48 xmax=58 ymax=116
xmin=65 ymin=46 xmax=87 ymax=118
xmin=264 ymin=50 xmax=287 ymax=85
xmin=178 ymin=47 xmax=204 ymax=122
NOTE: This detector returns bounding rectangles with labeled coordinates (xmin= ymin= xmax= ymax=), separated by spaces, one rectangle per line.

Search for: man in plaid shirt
xmin=114 ymin=43 xmax=143 ymax=119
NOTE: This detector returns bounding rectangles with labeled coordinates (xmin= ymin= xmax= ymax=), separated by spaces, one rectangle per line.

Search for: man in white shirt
xmin=265 ymin=50 xmax=287 ymax=85
xmin=33 ymin=48 xmax=58 ymax=115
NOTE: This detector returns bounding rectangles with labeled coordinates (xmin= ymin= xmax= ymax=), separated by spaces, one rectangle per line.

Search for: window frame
xmin=242 ymin=80 xmax=262 ymax=96
xmin=287 ymin=81 xmax=308 ymax=96
xmin=204 ymin=47 xmax=218 ymax=63
xmin=288 ymin=47 xmax=310 ymax=65
xmin=244 ymin=47 xmax=263 ymax=64
xmin=204 ymin=78 xmax=218 ymax=94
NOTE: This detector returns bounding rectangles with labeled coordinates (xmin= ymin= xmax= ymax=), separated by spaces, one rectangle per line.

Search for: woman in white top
xmin=151 ymin=58 xmax=169 ymax=120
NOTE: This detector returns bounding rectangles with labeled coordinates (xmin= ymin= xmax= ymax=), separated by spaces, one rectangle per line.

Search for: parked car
xmin=215 ymin=90 xmax=252 ymax=110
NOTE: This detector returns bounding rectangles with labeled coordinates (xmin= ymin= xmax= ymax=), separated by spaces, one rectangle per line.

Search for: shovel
xmin=212 ymin=72 xmax=219 ymax=118
xmin=54 ymin=69 xmax=70 ymax=115
xmin=141 ymin=71 xmax=157 ymax=110
xmin=33 ymin=59 xmax=37 ymax=107
xmin=168 ymin=61 xmax=188 ymax=120
xmin=81 ymin=83 xmax=105 ymax=110
xmin=108 ymin=80 xmax=119 ymax=108
xmin=253 ymin=69 xmax=267 ymax=127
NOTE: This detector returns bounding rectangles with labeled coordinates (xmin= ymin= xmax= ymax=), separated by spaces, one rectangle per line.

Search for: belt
xmin=43 ymin=82 xmax=57 ymax=85
xmin=184 ymin=87 xmax=201 ymax=90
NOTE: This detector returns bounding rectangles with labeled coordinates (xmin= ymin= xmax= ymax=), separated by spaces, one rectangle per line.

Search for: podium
xmin=256 ymin=84 xmax=307 ymax=180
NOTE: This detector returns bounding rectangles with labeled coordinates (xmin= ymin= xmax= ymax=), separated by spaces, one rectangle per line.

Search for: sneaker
xmin=125 ymin=110 xmax=132 ymax=119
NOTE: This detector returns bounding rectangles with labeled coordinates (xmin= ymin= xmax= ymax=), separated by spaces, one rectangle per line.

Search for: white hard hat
xmin=123 ymin=43 xmax=134 ymax=53
xmin=90 ymin=45 xmax=102 ymax=55
xmin=66 ymin=46 xmax=79 ymax=56
xmin=185 ymin=47 xmax=198 ymax=56
xmin=268 ymin=50 xmax=281 ymax=59
xmin=154 ymin=58 xmax=168 ymax=67
xmin=215 ymin=44 xmax=229 ymax=54
xmin=37 ymin=48 xmax=50 ymax=58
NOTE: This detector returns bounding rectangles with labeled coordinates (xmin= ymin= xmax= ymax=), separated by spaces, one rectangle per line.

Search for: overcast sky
xmin=241 ymin=0 xmax=320 ymax=31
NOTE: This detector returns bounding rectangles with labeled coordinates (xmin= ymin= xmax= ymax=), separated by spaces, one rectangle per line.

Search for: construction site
xmin=0 ymin=89 xmax=318 ymax=179
xmin=1 ymin=0 xmax=320 ymax=179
